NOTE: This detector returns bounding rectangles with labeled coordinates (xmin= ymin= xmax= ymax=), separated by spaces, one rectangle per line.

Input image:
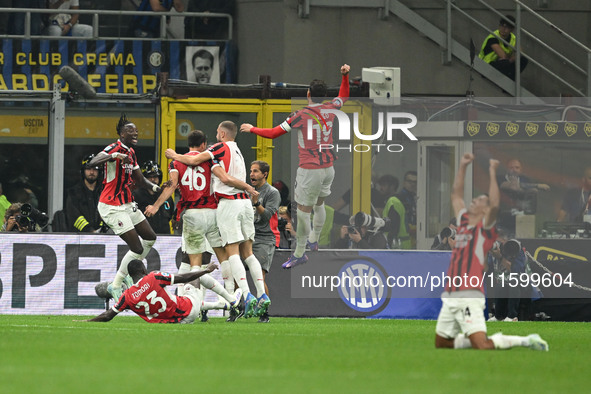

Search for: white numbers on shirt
xmin=135 ymin=290 xmax=167 ymax=320
xmin=180 ymin=166 xmax=207 ymax=191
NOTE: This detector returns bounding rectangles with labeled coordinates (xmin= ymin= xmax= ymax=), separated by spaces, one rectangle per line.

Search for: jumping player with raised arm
xmin=89 ymin=114 xmax=161 ymax=301
xmin=434 ymin=153 xmax=548 ymax=351
xmin=84 ymin=260 xmax=216 ymax=324
xmin=165 ymin=121 xmax=267 ymax=318
xmin=146 ymin=130 xmax=247 ymax=316
xmin=240 ymin=64 xmax=350 ymax=269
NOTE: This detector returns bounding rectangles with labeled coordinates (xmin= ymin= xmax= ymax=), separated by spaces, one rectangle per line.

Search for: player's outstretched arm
xmin=338 ymin=64 xmax=351 ymax=100
xmin=165 ymin=149 xmax=211 ymax=166
xmin=86 ymin=309 xmax=118 ymax=322
xmin=132 ymin=168 xmax=161 ymax=193
xmin=451 ymin=153 xmax=473 ymax=217
xmin=485 ymin=159 xmax=500 ymax=227
xmin=175 ymin=263 xmax=217 ymax=284
xmin=145 ymin=172 xmax=178 ymax=217
xmin=211 ymin=166 xmax=258 ymax=197
xmin=240 ymin=123 xmax=288 ymax=139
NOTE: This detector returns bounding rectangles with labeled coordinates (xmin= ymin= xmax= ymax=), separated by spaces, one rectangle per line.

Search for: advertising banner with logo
xmin=0 ymin=39 xmax=235 ymax=93
xmin=0 ymin=234 xmax=226 ymax=317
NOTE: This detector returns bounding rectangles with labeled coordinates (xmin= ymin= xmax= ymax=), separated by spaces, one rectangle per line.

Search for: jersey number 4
xmin=136 ymin=290 xmax=167 ymax=320
xmin=181 ymin=166 xmax=207 ymax=191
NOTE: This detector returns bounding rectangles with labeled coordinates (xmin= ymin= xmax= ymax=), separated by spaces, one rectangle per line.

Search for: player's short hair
xmin=192 ymin=49 xmax=214 ymax=67
xmin=127 ymin=259 xmax=146 ymax=277
xmin=309 ymin=79 xmax=327 ymax=98
xmin=219 ymin=121 xmax=237 ymax=139
xmin=116 ymin=113 xmax=132 ymax=135
xmin=188 ymin=130 xmax=207 ymax=148
xmin=251 ymin=160 xmax=270 ymax=178
xmin=499 ymin=14 xmax=515 ymax=28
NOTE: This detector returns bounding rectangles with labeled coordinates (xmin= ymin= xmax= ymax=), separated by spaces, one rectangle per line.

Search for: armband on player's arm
xmin=250 ymin=124 xmax=288 ymax=139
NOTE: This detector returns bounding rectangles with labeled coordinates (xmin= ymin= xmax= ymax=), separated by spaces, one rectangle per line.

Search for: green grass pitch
xmin=1 ymin=315 xmax=588 ymax=393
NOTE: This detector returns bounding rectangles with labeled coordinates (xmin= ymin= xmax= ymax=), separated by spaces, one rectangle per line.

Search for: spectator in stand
xmin=133 ymin=161 xmax=174 ymax=234
xmin=557 ymin=167 xmax=591 ymax=223
xmin=497 ymin=158 xmax=549 ymax=235
xmin=478 ymin=15 xmax=528 ymax=81
xmin=46 ymin=0 xmax=93 ymax=37
xmin=65 ymin=154 xmax=104 ymax=233
xmin=132 ymin=0 xmax=184 ymax=38
xmin=2 ymin=203 xmax=26 ymax=232
xmin=184 ymin=0 xmax=235 ymax=40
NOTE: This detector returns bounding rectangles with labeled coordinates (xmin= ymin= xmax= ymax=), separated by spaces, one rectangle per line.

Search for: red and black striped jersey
xmin=283 ymin=98 xmax=344 ymax=169
xmin=170 ymin=151 xmax=217 ymax=220
xmin=99 ymin=140 xmax=139 ymax=206
xmin=112 ymin=271 xmax=194 ymax=323
xmin=445 ymin=209 xmax=498 ymax=294
xmin=207 ymin=141 xmax=249 ymax=200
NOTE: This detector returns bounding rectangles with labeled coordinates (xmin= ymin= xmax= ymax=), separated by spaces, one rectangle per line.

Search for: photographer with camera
xmin=65 ymin=154 xmax=106 ymax=233
xmin=278 ymin=205 xmax=296 ymax=249
xmin=334 ymin=211 xmax=388 ymax=249
xmin=431 ymin=218 xmax=457 ymax=250
xmin=2 ymin=202 xmax=49 ymax=232
xmin=487 ymin=238 xmax=529 ymax=322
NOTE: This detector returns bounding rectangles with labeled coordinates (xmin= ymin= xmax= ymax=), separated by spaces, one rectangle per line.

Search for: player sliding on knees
xmin=240 ymin=64 xmax=350 ymax=269
xmin=434 ymin=153 xmax=548 ymax=351
xmin=83 ymin=260 xmax=218 ymax=324
xmin=89 ymin=114 xmax=163 ymax=301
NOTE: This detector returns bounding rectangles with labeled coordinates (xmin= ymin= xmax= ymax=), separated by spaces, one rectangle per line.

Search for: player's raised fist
xmin=240 ymin=123 xmax=254 ymax=133
xmin=460 ymin=153 xmax=474 ymax=165
xmin=489 ymin=159 xmax=500 ymax=170
xmin=341 ymin=64 xmax=350 ymax=75
xmin=165 ymin=149 xmax=176 ymax=159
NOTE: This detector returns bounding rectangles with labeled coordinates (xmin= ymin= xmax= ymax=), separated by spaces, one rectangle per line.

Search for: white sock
xmin=113 ymin=250 xmax=142 ymax=288
xmin=490 ymin=333 xmax=529 ymax=349
xmin=176 ymin=262 xmax=191 ymax=296
xmin=220 ymin=260 xmax=235 ymax=294
xmin=189 ymin=266 xmax=208 ymax=300
xmin=201 ymin=301 xmax=228 ymax=310
xmin=308 ymin=203 xmax=326 ymax=243
xmin=139 ymin=239 xmax=156 ymax=259
xmin=295 ymin=209 xmax=311 ymax=258
xmin=244 ymin=254 xmax=265 ymax=298
xmin=229 ymin=254 xmax=251 ymax=298
xmin=453 ymin=334 xmax=472 ymax=349
xmin=198 ymin=270 xmax=235 ymax=303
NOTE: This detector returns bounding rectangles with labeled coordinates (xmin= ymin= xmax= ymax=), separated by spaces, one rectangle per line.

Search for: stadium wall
xmin=2 ymin=234 xmax=590 ymax=320
xmin=235 ymin=0 xmax=591 ymax=96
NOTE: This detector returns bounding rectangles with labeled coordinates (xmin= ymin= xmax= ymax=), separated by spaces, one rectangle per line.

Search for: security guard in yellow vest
xmin=478 ymin=15 xmax=528 ymax=81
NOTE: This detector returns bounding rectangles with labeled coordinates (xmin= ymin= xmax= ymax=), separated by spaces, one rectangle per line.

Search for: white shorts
xmin=98 ymin=202 xmax=146 ymax=236
xmin=435 ymin=294 xmax=487 ymax=338
xmin=179 ymin=283 xmax=204 ymax=324
xmin=182 ymin=208 xmax=223 ymax=254
xmin=216 ymin=198 xmax=255 ymax=245
xmin=294 ymin=166 xmax=335 ymax=207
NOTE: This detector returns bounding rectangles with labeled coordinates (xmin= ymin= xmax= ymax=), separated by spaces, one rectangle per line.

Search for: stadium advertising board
xmin=0 ymin=39 xmax=234 ymax=93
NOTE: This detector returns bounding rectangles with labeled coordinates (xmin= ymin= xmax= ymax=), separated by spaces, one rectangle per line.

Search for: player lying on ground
xmin=83 ymin=260 xmax=240 ymax=324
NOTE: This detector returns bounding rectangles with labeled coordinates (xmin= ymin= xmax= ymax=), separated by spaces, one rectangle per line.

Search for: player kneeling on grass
xmin=84 ymin=260 xmax=240 ymax=324
xmin=435 ymin=153 xmax=548 ymax=351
